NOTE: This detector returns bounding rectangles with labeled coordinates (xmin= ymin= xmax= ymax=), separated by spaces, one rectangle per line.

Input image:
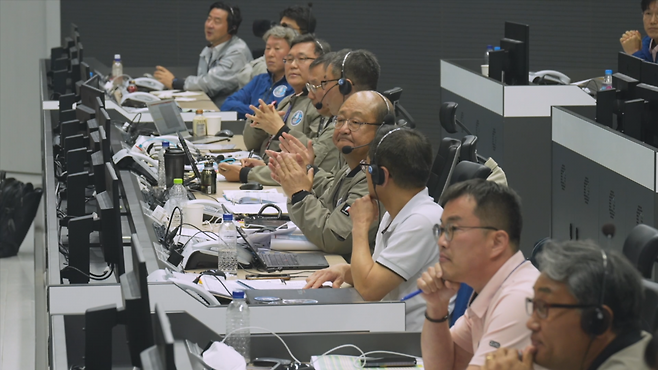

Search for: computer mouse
xmin=240 ymin=182 xmax=264 ymax=190
xmin=215 ymin=129 xmax=234 ymax=138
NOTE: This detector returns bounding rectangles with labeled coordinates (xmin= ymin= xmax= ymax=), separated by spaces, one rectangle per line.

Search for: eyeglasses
xmin=320 ymin=78 xmax=340 ymax=90
xmin=359 ymin=160 xmax=372 ymax=174
xmin=306 ymin=82 xmax=322 ymax=94
xmin=525 ymin=298 xmax=596 ymax=319
xmin=335 ymin=118 xmax=382 ymax=132
xmin=283 ymin=56 xmax=316 ymax=64
xmin=432 ymin=223 xmax=499 ymax=242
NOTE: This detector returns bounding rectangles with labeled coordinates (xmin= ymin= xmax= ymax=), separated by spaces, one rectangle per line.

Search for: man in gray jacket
xmin=154 ymin=2 xmax=252 ymax=107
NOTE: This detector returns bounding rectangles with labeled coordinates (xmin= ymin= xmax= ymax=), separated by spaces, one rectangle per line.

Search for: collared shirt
xmin=651 ymin=39 xmax=658 ymax=63
xmin=373 ymin=188 xmax=442 ymax=331
xmin=589 ymin=329 xmax=652 ymax=370
xmin=451 ymin=251 xmax=540 ymax=367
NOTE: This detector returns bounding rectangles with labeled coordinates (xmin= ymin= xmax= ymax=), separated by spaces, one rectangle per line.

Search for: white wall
xmin=0 ymin=0 xmax=60 ymax=174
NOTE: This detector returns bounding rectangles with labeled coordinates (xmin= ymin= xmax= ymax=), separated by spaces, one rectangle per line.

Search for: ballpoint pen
xmin=400 ymin=289 xmax=422 ymax=301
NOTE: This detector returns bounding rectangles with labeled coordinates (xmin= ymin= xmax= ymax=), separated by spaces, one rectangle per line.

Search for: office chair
xmin=530 ymin=237 xmax=551 ymax=269
xmin=448 ymin=161 xmax=492 ymax=187
xmin=427 ymin=138 xmax=461 ymax=203
xmin=460 ymin=135 xmax=479 ymax=163
xmin=642 ymin=279 xmax=658 ymax=332
xmin=622 ymin=224 xmax=658 ymax=279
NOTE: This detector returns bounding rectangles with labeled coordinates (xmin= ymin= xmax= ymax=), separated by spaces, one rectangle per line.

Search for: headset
xmin=366 ymin=93 xmax=400 ymax=186
xmin=338 ymin=52 xmax=353 ymax=95
xmin=580 ymin=248 xmax=612 ymax=336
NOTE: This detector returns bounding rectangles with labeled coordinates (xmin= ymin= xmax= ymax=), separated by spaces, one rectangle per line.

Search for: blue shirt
xmin=633 ymin=36 xmax=657 ymax=63
xmin=220 ymin=72 xmax=293 ymax=119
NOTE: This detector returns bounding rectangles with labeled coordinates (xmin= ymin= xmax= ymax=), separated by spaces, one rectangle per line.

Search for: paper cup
xmin=183 ymin=203 xmax=204 ymax=228
xmin=205 ymin=113 xmax=223 ymax=136
xmin=481 ymin=64 xmax=489 ymax=77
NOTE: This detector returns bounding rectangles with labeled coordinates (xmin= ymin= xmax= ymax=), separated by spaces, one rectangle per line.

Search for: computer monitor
xmin=613 ymin=72 xmax=640 ymax=101
xmin=636 ymin=83 xmax=658 ymax=146
xmin=642 ymin=60 xmax=658 ymax=87
xmin=618 ymin=52 xmax=643 ymax=80
xmin=105 ymin=162 xmax=121 ymax=212
xmin=489 ymin=21 xmax=529 ymax=85
xmin=77 ymin=42 xmax=84 ymax=63
xmin=141 ymin=304 xmax=176 ymax=370
xmin=81 ymin=79 xmax=104 ymax=108
xmin=99 ymin=125 xmax=112 ymax=163
xmin=91 ymin=151 xmax=106 ymax=193
xmin=62 ymin=213 xmax=95 ymax=284
xmin=76 ymin=104 xmax=95 ymax=123
xmin=80 ymin=61 xmax=91 ymax=82
xmin=97 ymin=189 xmax=125 ymax=277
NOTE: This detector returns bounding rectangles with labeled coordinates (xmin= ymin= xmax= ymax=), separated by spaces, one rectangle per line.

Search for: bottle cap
xmin=232 ymin=290 xmax=245 ymax=299
xmin=114 ymin=54 xmax=121 ymax=60
xmin=173 ymin=178 xmax=183 ymax=185
xmin=605 ymin=69 xmax=613 ymax=75
xmin=494 ymin=46 xmax=501 ymax=51
xmin=162 ymin=141 xmax=170 ymax=148
xmin=487 ymin=44 xmax=493 ymax=49
xmin=223 ymin=213 xmax=233 ymax=221
xmin=196 ymin=109 xmax=204 ymax=115
xmin=204 ymin=161 xmax=214 ymax=168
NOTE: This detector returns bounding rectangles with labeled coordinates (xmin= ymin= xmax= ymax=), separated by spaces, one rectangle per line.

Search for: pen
xmin=400 ymin=289 xmax=422 ymax=301
xmin=237 ymin=280 xmax=254 ymax=290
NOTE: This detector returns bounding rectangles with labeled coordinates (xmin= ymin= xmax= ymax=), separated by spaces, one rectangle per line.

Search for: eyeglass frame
xmin=283 ymin=56 xmax=316 ymax=64
xmin=359 ymin=160 xmax=373 ymax=174
xmin=525 ymin=297 xmax=597 ymax=319
xmin=432 ymin=223 xmax=499 ymax=242
xmin=335 ymin=118 xmax=382 ymax=132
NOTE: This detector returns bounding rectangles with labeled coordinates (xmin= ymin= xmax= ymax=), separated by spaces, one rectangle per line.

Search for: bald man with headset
xmin=269 ymin=87 xmax=390 ymax=258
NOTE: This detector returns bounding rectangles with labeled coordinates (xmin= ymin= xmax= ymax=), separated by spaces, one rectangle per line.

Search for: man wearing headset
xmin=154 ymin=2 xmax=252 ymax=107
xmin=482 ymin=240 xmax=651 ymax=370
xmin=417 ymin=179 xmax=540 ymax=370
xmin=304 ymin=126 xmax=442 ymax=332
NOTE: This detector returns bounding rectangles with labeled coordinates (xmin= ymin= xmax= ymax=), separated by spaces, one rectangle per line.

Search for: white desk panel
xmin=504 ymin=85 xmax=594 ymax=117
xmin=440 ymin=60 xmax=503 ymax=116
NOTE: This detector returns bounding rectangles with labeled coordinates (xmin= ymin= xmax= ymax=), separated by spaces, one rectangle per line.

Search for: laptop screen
xmin=147 ymin=100 xmax=187 ymax=135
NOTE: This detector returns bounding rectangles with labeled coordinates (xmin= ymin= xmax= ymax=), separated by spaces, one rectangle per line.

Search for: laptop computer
xmin=236 ymin=227 xmax=329 ymax=270
xmin=147 ymin=100 xmax=192 ymax=139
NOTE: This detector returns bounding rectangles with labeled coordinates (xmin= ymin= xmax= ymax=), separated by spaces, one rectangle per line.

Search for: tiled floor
xmin=0 ymin=173 xmax=41 ymax=370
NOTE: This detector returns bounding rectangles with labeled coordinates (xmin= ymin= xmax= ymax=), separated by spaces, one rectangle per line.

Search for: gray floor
xmin=0 ymin=173 xmax=41 ymax=370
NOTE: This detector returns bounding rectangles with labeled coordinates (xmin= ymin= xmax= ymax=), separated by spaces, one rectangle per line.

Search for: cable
xmin=63 ymin=263 xmax=114 ymax=281
xmin=220 ymin=326 xmax=302 ymax=364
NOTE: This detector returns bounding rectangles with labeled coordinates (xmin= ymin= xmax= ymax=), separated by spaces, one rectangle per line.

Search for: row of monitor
xmin=50 ymin=23 xmax=93 ymax=97
xmin=595 ymin=53 xmax=658 ymax=148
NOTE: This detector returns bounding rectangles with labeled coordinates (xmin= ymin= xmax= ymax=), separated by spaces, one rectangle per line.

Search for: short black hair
xmin=280 ymin=4 xmax=317 ymax=34
xmin=208 ymin=2 xmax=242 ymax=35
xmin=439 ymin=179 xmax=523 ymax=249
xmin=368 ymin=126 xmax=432 ymax=189
xmin=309 ymin=51 xmax=335 ymax=70
xmin=642 ymin=0 xmax=658 ymax=11
xmin=289 ymin=34 xmax=330 ymax=56
xmin=329 ymin=49 xmax=380 ymax=91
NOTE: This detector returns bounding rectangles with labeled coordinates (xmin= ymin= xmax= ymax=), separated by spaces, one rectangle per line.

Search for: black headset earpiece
xmin=368 ymin=127 xmax=403 ymax=186
xmin=580 ymin=249 xmax=612 ymax=336
xmin=338 ymin=51 xmax=353 ymax=96
xmin=374 ymin=91 xmax=395 ymax=126
xmin=227 ymin=6 xmax=237 ymax=34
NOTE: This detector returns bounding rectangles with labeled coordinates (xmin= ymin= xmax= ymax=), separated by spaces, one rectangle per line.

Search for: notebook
xmin=236 ymin=226 xmax=329 ymax=270
xmin=147 ymin=100 xmax=191 ymax=138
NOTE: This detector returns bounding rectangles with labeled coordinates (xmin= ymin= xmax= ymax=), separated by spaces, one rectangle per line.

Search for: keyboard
xmin=260 ymin=252 xmax=300 ymax=268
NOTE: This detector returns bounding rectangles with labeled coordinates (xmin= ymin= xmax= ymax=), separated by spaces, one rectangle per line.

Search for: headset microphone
xmin=341 ymin=142 xmax=371 ymax=154
xmin=314 ymin=83 xmax=337 ymax=110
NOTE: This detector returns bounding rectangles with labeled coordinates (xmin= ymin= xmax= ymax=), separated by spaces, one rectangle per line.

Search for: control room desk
xmin=440 ymin=59 xmax=596 ymax=254
xmin=551 ymin=106 xmax=658 ymax=252
xmin=37 ymin=58 xmax=406 ymax=369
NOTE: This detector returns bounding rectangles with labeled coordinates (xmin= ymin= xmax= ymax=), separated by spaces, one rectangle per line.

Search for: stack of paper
xmin=310 ymin=355 xmax=423 ymax=370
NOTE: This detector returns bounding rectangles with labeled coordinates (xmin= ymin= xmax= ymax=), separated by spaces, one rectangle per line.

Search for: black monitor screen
xmin=613 ymin=73 xmax=640 ymax=100
xmin=503 ymin=21 xmax=529 ymax=86
xmin=120 ymin=253 xmax=154 ymax=368
xmin=618 ymin=52 xmax=643 ymax=80
xmin=105 ymin=162 xmax=120 ymax=212
xmin=80 ymin=61 xmax=91 ymax=83
xmin=96 ymin=191 xmax=124 ymax=276
xmin=642 ymin=60 xmax=658 ymax=87
xmin=81 ymin=81 xmax=103 ymax=107
xmin=636 ymin=83 xmax=658 ymax=146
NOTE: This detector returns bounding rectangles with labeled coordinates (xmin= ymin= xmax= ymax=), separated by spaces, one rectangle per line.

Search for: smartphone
xmin=363 ymin=356 xmax=417 ymax=368
xmin=245 ymin=274 xmax=291 ymax=280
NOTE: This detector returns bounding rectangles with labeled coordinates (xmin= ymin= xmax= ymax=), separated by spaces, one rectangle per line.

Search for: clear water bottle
xmin=226 ymin=290 xmax=250 ymax=363
xmin=158 ymin=141 xmax=170 ymax=190
xmin=164 ymin=178 xmax=186 ymax=227
xmin=601 ymin=69 xmax=613 ymax=90
xmin=484 ymin=45 xmax=494 ymax=65
xmin=218 ymin=214 xmax=237 ymax=279
xmin=111 ymin=54 xmax=123 ymax=81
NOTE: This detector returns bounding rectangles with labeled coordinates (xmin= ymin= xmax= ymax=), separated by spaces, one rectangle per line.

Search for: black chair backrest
xmin=460 ymin=135 xmax=478 ymax=162
xmin=448 ymin=161 xmax=492 ymax=187
xmin=530 ymin=237 xmax=551 ymax=269
xmin=642 ymin=279 xmax=658 ymax=333
xmin=622 ymin=224 xmax=658 ymax=279
xmin=427 ymin=137 xmax=461 ymax=203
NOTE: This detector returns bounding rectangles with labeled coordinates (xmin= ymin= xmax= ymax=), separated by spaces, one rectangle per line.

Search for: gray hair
xmin=537 ymin=240 xmax=643 ymax=332
xmin=262 ymin=25 xmax=298 ymax=45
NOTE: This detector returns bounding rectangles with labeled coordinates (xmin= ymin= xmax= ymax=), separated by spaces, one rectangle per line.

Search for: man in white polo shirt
xmin=305 ymin=126 xmax=442 ymax=331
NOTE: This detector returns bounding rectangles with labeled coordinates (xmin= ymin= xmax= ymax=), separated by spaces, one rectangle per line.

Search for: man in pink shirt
xmin=417 ymin=179 xmax=540 ymax=370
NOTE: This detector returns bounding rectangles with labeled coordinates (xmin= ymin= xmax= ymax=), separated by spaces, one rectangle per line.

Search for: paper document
xmin=310 ymin=355 xmax=423 ymax=370
xmin=173 ymin=91 xmax=203 ymax=97
xmin=175 ymin=97 xmax=197 ymax=102
xmin=223 ymin=189 xmax=286 ymax=204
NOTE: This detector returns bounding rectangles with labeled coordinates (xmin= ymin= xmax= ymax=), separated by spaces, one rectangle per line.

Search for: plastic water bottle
xmin=226 ymin=290 xmax=250 ymax=363
xmin=601 ymin=69 xmax=613 ymax=90
xmin=193 ymin=109 xmax=207 ymax=138
xmin=218 ymin=214 xmax=238 ymax=278
xmin=164 ymin=178 xmax=186 ymax=227
xmin=158 ymin=141 xmax=170 ymax=190
xmin=484 ymin=45 xmax=494 ymax=65
xmin=111 ymin=54 xmax=123 ymax=80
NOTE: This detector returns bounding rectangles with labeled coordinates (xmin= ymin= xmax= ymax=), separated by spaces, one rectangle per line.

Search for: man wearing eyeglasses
xmin=268 ymin=89 xmax=385 ymax=257
xmin=482 ymin=240 xmax=651 ymax=370
xmin=218 ymin=35 xmax=327 ymax=181
xmin=303 ymin=126 xmax=442 ymax=331
xmin=417 ymin=179 xmax=540 ymax=370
